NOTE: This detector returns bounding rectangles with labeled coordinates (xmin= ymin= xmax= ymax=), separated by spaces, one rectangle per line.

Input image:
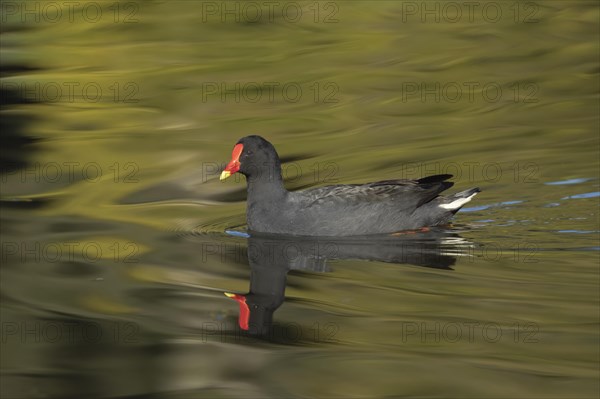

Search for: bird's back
xmin=248 ymin=175 xmax=461 ymax=236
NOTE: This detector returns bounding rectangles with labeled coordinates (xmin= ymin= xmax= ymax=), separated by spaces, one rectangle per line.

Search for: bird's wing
xmin=300 ymin=174 xmax=454 ymax=210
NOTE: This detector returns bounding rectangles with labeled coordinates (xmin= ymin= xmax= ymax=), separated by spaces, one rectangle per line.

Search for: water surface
xmin=1 ymin=1 xmax=599 ymax=398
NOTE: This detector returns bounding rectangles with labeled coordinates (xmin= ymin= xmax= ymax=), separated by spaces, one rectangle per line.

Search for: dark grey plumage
xmin=227 ymin=135 xmax=480 ymax=236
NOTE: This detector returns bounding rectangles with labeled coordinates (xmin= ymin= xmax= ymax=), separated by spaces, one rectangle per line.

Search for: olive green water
xmin=1 ymin=1 xmax=599 ymax=398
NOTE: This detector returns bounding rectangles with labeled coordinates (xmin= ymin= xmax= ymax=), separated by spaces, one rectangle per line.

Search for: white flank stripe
xmin=439 ymin=193 xmax=477 ymax=210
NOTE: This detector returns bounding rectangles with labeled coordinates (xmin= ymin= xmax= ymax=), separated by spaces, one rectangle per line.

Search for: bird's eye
xmin=245 ymin=150 xmax=253 ymax=156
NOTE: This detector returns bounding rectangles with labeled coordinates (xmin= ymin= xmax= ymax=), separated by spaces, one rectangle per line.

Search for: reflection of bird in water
xmin=225 ymin=229 xmax=474 ymax=336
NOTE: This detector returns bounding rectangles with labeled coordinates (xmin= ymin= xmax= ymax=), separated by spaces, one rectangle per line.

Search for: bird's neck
xmin=246 ymin=169 xmax=287 ymax=202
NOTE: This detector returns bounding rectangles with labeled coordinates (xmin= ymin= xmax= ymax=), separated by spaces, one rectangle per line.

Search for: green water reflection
xmin=1 ymin=1 xmax=599 ymax=398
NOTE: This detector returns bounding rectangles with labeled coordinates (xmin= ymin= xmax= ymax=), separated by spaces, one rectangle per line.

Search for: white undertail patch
xmin=439 ymin=192 xmax=478 ymax=210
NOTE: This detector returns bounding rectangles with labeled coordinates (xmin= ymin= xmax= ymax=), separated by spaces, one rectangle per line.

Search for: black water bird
xmin=220 ymin=135 xmax=480 ymax=236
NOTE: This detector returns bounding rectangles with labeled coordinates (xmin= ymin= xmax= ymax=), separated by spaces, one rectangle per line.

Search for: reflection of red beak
xmin=220 ymin=144 xmax=243 ymax=181
xmin=224 ymin=292 xmax=249 ymax=330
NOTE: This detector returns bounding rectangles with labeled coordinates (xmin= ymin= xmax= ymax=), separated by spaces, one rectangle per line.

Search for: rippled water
xmin=1 ymin=1 xmax=599 ymax=398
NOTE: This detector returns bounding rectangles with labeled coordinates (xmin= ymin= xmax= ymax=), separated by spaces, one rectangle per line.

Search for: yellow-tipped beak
xmin=224 ymin=292 xmax=235 ymax=298
xmin=220 ymin=171 xmax=231 ymax=181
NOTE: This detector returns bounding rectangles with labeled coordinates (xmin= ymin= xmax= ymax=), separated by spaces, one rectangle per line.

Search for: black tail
xmin=417 ymin=174 xmax=453 ymax=184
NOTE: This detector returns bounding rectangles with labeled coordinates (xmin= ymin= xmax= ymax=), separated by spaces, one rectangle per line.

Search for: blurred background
xmin=1 ymin=1 xmax=599 ymax=398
